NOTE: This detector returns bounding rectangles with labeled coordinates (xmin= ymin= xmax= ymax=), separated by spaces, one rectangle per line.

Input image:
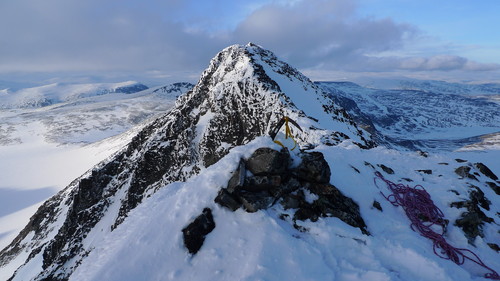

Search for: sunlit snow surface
xmin=69 ymin=138 xmax=499 ymax=281
xmin=1 ymin=75 xmax=499 ymax=280
xmin=0 ymin=83 xmax=191 ymax=251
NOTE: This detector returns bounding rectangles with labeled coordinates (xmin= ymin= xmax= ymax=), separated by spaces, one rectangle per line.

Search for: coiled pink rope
xmin=374 ymin=171 xmax=500 ymax=280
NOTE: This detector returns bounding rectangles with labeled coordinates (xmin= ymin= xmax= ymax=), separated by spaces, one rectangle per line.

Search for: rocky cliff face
xmin=0 ymin=44 xmax=374 ymax=280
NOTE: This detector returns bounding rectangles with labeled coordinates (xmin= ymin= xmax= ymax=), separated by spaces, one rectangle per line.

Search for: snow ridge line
xmin=374 ymin=172 xmax=500 ymax=280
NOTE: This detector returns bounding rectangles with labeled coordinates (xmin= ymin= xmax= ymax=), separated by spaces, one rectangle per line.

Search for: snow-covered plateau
xmin=0 ymin=44 xmax=499 ymax=281
xmin=0 ymin=82 xmax=193 ymax=250
xmin=317 ymin=81 xmax=500 ymax=152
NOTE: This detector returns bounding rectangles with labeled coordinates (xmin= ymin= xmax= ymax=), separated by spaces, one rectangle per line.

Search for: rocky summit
xmin=1 ymin=44 xmax=499 ymax=281
xmin=0 ymin=44 xmax=375 ymax=280
xmin=214 ymin=147 xmax=368 ymax=232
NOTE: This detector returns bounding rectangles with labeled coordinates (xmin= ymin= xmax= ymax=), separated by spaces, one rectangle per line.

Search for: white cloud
xmin=0 ymin=0 xmax=223 ymax=74
xmin=399 ymin=55 xmax=467 ymax=71
xmin=0 ymin=0 xmax=498 ymax=83
xmin=232 ymin=0 xmax=416 ymax=68
xmin=392 ymin=55 xmax=499 ymax=72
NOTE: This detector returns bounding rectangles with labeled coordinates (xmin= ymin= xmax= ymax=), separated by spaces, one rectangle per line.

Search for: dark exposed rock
xmin=270 ymin=177 xmax=301 ymax=198
xmin=350 ymin=165 xmax=360 ymax=173
xmin=372 ymin=201 xmax=383 ymax=211
xmin=416 ymin=169 xmax=432 ymax=175
xmin=214 ymin=189 xmax=241 ymax=211
xmin=455 ymin=212 xmax=493 ymax=244
xmin=151 ymin=82 xmax=194 ymax=96
xmin=455 ymin=158 xmax=468 ymax=163
xmin=455 ymin=166 xmax=469 ymax=178
xmin=474 ymin=162 xmax=498 ymax=181
xmin=227 ymin=160 xmax=246 ymax=193
xmin=182 ymin=208 xmax=216 ymax=254
xmin=450 ymin=201 xmax=468 ymax=209
xmin=455 ymin=166 xmax=478 ymax=181
xmin=378 ymin=164 xmax=394 ymax=175
xmin=469 ymin=185 xmax=491 ymax=211
xmin=452 ymin=185 xmax=494 ymax=244
xmin=0 ymin=192 xmax=62 ymax=268
xmin=214 ymin=148 xmax=368 ymax=235
xmin=246 ymin=148 xmax=290 ymax=175
xmin=41 ymin=159 xmax=121 ymax=273
xmin=488 ymin=243 xmax=500 ymax=252
xmin=304 ymin=183 xmax=369 ymax=235
xmin=417 ymin=151 xmax=429 ymax=157
xmin=243 ymin=175 xmax=282 ymax=192
xmin=295 ymin=152 xmax=331 ymax=183
xmin=294 ymin=207 xmax=319 ymax=222
xmin=238 ymin=191 xmax=274 ymax=213
xmin=486 ymin=182 xmax=500 ymax=195
xmin=280 ymin=194 xmax=301 ymax=209
xmin=115 ymin=83 xmax=149 ymax=94
xmin=364 ymin=161 xmax=375 ymax=169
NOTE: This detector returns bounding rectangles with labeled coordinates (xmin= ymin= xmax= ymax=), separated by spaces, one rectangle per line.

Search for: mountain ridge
xmin=0 ymin=43 xmax=375 ymax=280
xmin=2 ymin=44 xmax=499 ymax=281
xmin=0 ymin=81 xmax=149 ymax=109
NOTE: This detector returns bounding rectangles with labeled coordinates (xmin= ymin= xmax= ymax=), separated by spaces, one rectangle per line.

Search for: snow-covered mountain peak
xmin=184 ymin=43 xmax=374 ymax=150
xmin=201 ymin=43 xmax=312 ymax=93
xmin=1 ymin=46 xmax=499 ymax=281
xmin=0 ymin=44 xmax=374 ymax=280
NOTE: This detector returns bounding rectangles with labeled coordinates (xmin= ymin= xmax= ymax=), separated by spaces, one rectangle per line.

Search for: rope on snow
xmin=374 ymin=171 xmax=500 ymax=280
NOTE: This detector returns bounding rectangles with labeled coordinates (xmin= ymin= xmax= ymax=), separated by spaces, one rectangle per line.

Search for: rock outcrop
xmin=451 ymin=161 xmax=499 ymax=244
xmin=182 ymin=208 xmax=216 ymax=254
xmin=215 ymin=147 xmax=368 ymax=235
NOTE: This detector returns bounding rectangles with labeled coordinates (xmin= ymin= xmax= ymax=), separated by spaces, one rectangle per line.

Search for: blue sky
xmin=357 ymin=0 xmax=499 ymax=62
xmin=0 ymin=0 xmax=499 ymax=85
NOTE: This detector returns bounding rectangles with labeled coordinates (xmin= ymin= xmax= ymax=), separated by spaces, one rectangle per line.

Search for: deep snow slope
xmin=68 ymin=140 xmax=500 ymax=281
xmin=317 ymin=81 xmax=500 ymax=152
xmin=0 ymin=43 xmax=374 ymax=280
xmin=0 ymin=82 xmax=193 ymax=253
xmin=1 ymin=44 xmax=498 ymax=281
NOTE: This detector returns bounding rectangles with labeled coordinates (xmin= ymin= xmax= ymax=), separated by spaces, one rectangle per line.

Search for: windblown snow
xmin=1 ymin=44 xmax=499 ymax=281
xmin=0 ymin=82 xmax=193 ymax=251
xmin=68 ymin=138 xmax=499 ymax=281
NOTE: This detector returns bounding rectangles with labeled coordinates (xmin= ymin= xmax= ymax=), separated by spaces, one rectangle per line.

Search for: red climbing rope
xmin=374 ymin=171 xmax=500 ymax=280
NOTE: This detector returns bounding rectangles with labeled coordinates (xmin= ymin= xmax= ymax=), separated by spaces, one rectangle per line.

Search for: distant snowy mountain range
xmin=0 ymin=81 xmax=193 ymax=256
xmin=318 ymin=81 xmax=500 ymax=152
xmin=0 ymin=81 xmax=150 ymax=109
xmin=344 ymin=77 xmax=500 ymax=97
xmin=0 ymin=82 xmax=193 ymax=145
xmin=0 ymin=44 xmax=499 ymax=281
xmin=1 ymin=75 xmax=498 ymax=151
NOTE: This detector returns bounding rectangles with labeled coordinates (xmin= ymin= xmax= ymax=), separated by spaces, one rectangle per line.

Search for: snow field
xmin=0 ymin=82 xmax=189 ymax=253
xmin=70 ymin=137 xmax=499 ymax=281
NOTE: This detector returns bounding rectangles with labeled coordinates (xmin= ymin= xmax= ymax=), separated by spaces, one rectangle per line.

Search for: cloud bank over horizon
xmin=1 ymin=0 xmax=498 ymax=84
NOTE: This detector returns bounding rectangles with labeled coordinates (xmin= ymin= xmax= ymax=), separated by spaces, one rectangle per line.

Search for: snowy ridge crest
xmin=0 ymin=81 xmax=148 ymax=109
xmin=0 ymin=44 xmax=374 ymax=280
